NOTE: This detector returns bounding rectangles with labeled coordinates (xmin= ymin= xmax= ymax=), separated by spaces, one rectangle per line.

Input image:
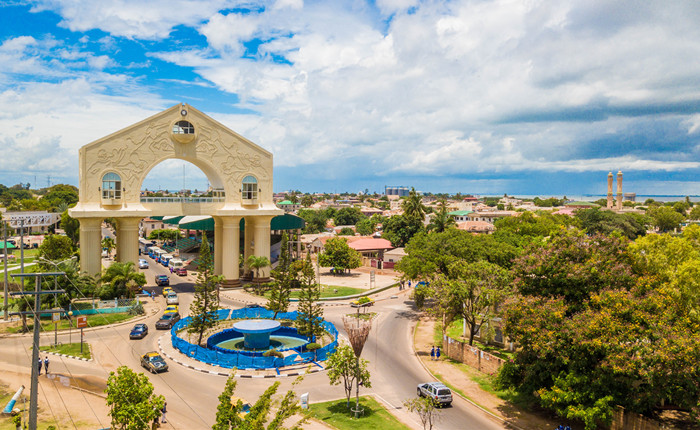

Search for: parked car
xmin=156 ymin=276 xmax=170 ymax=287
xmin=166 ymin=292 xmax=179 ymax=305
xmin=351 ymin=297 xmax=374 ymax=308
xmin=138 ymin=259 xmax=149 ymax=269
xmin=129 ymin=323 xmax=148 ymax=339
xmin=140 ymin=352 xmax=168 ymax=373
xmin=161 ymin=286 xmax=173 ymax=296
xmin=164 ymin=305 xmax=179 ymax=314
xmin=156 ymin=312 xmax=180 ymax=329
xmin=417 ymin=382 xmax=452 ymax=406
xmin=174 ymin=267 xmax=187 ymax=276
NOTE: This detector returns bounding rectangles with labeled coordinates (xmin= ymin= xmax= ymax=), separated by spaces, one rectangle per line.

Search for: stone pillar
xmin=616 ymin=170 xmax=623 ymax=210
xmin=79 ymin=218 xmax=103 ymax=276
xmin=253 ymin=216 xmax=274 ymax=279
xmin=116 ymin=218 xmax=141 ymax=267
xmin=607 ymin=172 xmax=613 ymax=209
xmin=243 ymin=217 xmax=254 ymax=276
xmin=296 ymin=228 xmax=302 ymax=259
xmin=221 ymin=216 xmax=241 ymax=285
xmin=213 ymin=216 xmax=223 ymax=276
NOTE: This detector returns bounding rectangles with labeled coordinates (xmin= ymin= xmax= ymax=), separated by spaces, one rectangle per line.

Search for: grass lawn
xmin=307 ymin=396 xmax=411 ymax=430
xmin=2 ymin=312 xmax=135 ymax=334
xmin=256 ymin=285 xmax=366 ymax=299
xmin=345 ymin=312 xmax=377 ymax=321
xmin=39 ymin=342 xmax=92 ymax=360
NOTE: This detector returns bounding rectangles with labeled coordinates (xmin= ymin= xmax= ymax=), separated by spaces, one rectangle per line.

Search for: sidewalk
xmin=413 ymin=316 xmax=565 ymax=430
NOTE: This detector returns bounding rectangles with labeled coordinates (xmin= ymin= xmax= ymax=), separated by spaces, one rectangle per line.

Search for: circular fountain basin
xmin=216 ymin=335 xmax=308 ymax=351
xmin=232 ymin=319 xmax=281 ymax=349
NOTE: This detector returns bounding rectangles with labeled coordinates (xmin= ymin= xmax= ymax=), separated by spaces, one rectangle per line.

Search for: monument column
xmin=616 ymin=170 xmax=623 ymax=210
xmin=213 ymin=216 xmax=223 ymax=276
xmin=79 ymin=218 xmax=103 ymax=276
xmin=607 ymin=172 xmax=613 ymax=209
xmin=243 ymin=217 xmax=254 ymax=276
xmin=221 ymin=216 xmax=241 ymax=286
xmin=116 ymin=218 xmax=141 ymax=267
xmin=253 ymin=216 xmax=274 ymax=279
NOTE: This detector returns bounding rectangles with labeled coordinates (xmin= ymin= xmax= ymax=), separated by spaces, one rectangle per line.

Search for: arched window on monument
xmin=102 ymin=172 xmax=122 ymax=200
xmin=242 ymin=175 xmax=258 ymax=201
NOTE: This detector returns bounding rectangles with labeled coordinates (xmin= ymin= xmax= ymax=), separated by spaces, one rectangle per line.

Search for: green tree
xmin=98 ymin=262 xmax=146 ymax=299
xmin=401 ymin=187 xmax=426 ymax=222
xmin=427 ymin=199 xmax=455 ymax=233
xmin=60 ymin=211 xmax=80 ymax=246
xmin=298 ymin=208 xmax=328 ymax=233
xmin=318 ymin=237 xmax=362 ymax=273
xmin=355 ymin=218 xmax=374 ymax=236
xmin=326 ymin=344 xmax=372 ymax=408
xmin=213 ymin=374 xmax=306 ymax=430
xmin=300 ymin=194 xmax=314 ymax=208
xmin=267 ymin=232 xmax=292 ymax=319
xmin=338 ymin=227 xmax=354 ymax=236
xmin=575 ymin=208 xmax=647 ymax=239
xmin=404 ymin=396 xmax=441 ymax=430
xmin=295 ymin=254 xmax=324 ymax=341
xmin=689 ymin=205 xmax=700 ymax=220
xmin=648 ymin=206 xmax=684 ymax=232
xmin=106 ymin=366 xmax=164 ymax=430
xmin=189 ymin=234 xmax=221 ymax=345
xmin=334 ymin=207 xmax=364 ymax=226
xmin=382 ymin=214 xmax=424 ymax=247
xmin=41 ymin=184 xmax=79 ymax=211
xmin=246 ymin=255 xmax=270 ymax=285
xmin=147 ymin=228 xmax=181 ymax=241
xmin=38 ymin=234 xmax=74 ymax=262
xmin=102 ymin=236 xmax=116 ymax=257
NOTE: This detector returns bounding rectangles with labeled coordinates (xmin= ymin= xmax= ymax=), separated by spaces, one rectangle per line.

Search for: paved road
xmin=0 ymin=250 xmax=507 ymax=429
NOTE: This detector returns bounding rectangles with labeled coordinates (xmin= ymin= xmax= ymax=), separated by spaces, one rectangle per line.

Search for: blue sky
xmin=2 ymin=0 xmax=700 ymax=196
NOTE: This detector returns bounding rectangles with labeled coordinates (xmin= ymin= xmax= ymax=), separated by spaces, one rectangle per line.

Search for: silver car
xmin=166 ymin=292 xmax=179 ymax=305
xmin=417 ymin=382 xmax=452 ymax=406
xmin=138 ymin=259 xmax=149 ymax=269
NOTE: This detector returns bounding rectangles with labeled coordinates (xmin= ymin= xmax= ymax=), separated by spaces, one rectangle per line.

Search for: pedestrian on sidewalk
xmin=436 ymin=347 xmax=441 ymax=361
xmin=44 ymin=356 xmax=50 ymax=374
xmin=151 ymin=291 xmax=155 ymax=301
xmin=408 ymin=280 xmax=412 ymax=289
xmin=430 ymin=346 xmax=435 ymax=361
xmin=37 ymin=357 xmax=42 ymax=375
xmin=161 ymin=402 xmax=167 ymax=423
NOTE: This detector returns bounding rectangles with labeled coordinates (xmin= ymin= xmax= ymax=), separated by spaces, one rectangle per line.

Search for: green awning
xmin=175 ymin=214 xmax=305 ymax=231
xmin=0 ymin=241 xmax=17 ymax=249
xmin=162 ymin=216 xmax=185 ymax=224
xmin=271 ymin=213 xmax=305 ymax=230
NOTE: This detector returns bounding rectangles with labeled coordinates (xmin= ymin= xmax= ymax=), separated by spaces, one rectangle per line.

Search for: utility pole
xmin=10 ymin=272 xmax=65 ymax=430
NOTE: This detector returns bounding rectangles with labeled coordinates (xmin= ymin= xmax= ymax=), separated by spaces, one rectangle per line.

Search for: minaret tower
xmin=616 ymin=171 xmax=623 ymax=210
xmin=607 ymin=172 xmax=613 ymax=209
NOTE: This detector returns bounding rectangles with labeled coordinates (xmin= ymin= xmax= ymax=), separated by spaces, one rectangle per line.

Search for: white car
xmin=166 ymin=292 xmax=179 ymax=305
xmin=138 ymin=259 xmax=149 ymax=269
xmin=417 ymin=382 xmax=452 ymax=406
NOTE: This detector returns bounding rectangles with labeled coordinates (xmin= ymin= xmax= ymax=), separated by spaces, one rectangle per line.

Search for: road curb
xmin=411 ymin=320 xmax=525 ymax=430
xmin=44 ymin=350 xmax=92 ymax=362
xmin=157 ymin=335 xmax=326 ymax=379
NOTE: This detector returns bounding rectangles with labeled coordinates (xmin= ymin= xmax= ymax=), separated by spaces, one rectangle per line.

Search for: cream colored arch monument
xmin=69 ymin=104 xmax=282 ymax=285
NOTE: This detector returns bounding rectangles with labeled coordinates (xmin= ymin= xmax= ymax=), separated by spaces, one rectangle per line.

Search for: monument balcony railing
xmin=140 ymin=196 xmax=226 ymax=204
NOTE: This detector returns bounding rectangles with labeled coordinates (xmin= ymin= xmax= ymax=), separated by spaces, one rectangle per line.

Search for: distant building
xmin=385 ymin=186 xmax=410 ymax=197
xmin=624 ymin=193 xmax=636 ymax=202
xmin=467 ymin=211 xmax=516 ymax=223
xmin=456 ymin=221 xmax=496 ymax=234
xmin=276 ymin=200 xmax=300 ymax=213
xmin=448 ymin=210 xmax=473 ymax=222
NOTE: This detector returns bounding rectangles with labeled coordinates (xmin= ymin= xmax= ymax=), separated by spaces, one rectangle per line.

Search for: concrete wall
xmin=442 ymin=335 xmax=504 ymax=375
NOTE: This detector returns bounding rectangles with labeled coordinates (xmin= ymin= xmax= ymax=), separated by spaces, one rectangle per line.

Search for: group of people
xmin=430 ymin=346 xmax=441 ymax=361
xmin=36 ymin=356 xmax=50 ymax=375
xmin=152 ymin=402 xmax=167 ymax=429
xmin=399 ymin=280 xmax=412 ymax=290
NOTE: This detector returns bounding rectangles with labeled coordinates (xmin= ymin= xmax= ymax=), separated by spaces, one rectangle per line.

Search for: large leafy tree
xmin=318 ymin=237 xmax=361 ymax=273
xmin=38 ymin=234 xmax=74 ymax=261
xmin=334 ymin=207 xmax=365 ymax=226
xmin=60 ymin=211 xmax=80 ymax=246
xmin=647 ymin=205 xmax=684 ymax=232
xmin=382 ymin=214 xmax=424 ymax=247
xmin=575 ymin=208 xmax=647 ymax=239
xmin=326 ymin=344 xmax=371 ymax=408
xmin=189 ymin=234 xmax=221 ymax=345
xmin=147 ymin=228 xmax=181 ymax=241
xmin=213 ymin=375 xmax=306 ymax=430
xmin=427 ymin=199 xmax=455 ymax=233
xmin=401 ymin=187 xmax=426 ymax=222
xmin=295 ymin=254 xmax=324 ymax=341
xmin=298 ymin=208 xmax=328 ymax=233
xmin=97 ymin=262 xmax=146 ymax=299
xmin=106 ymin=366 xmax=164 ymax=430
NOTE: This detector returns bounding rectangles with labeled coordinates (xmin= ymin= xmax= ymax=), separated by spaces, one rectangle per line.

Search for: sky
xmin=2 ymin=0 xmax=700 ymax=196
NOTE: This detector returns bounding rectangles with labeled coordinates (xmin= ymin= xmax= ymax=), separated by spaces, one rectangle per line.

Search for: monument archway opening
xmin=69 ymin=104 xmax=282 ymax=286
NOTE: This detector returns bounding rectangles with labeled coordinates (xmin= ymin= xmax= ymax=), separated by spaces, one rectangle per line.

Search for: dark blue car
xmin=129 ymin=323 xmax=148 ymax=339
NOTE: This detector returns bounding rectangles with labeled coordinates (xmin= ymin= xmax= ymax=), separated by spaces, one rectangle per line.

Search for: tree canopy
xmin=318 ymin=237 xmax=361 ymax=272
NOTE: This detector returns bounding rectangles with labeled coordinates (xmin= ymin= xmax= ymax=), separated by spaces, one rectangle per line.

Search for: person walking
xmin=161 ymin=402 xmax=167 ymax=423
xmin=44 ymin=356 xmax=50 ymax=375
xmin=408 ymin=280 xmax=412 ymax=289
xmin=436 ymin=347 xmax=441 ymax=361
xmin=430 ymin=346 xmax=435 ymax=361
xmin=36 ymin=357 xmax=42 ymax=375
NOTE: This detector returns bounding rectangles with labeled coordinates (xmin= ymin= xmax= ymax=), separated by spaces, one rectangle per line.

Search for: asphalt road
xmin=0 ymin=250 xmax=507 ymax=429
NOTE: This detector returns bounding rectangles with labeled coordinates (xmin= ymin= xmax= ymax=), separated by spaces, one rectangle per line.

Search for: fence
xmin=443 ymin=334 xmax=505 ymax=375
xmin=171 ymin=309 xmax=338 ymax=369
xmin=610 ymin=407 xmax=667 ymax=430
xmin=64 ymin=299 xmax=140 ymax=316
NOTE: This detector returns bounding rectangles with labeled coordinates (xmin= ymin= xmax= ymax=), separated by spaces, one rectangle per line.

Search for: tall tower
xmin=616 ymin=171 xmax=623 ymax=210
xmin=607 ymin=172 xmax=613 ymax=209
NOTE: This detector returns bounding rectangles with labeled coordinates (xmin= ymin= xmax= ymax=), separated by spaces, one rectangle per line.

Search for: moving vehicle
xmin=164 ymin=305 xmax=179 ymax=314
xmin=230 ymin=396 xmax=252 ymax=419
xmin=161 ymin=254 xmax=173 ymax=267
xmin=156 ymin=312 xmax=180 ymax=329
xmin=417 ymin=382 xmax=452 ymax=406
xmin=351 ymin=297 xmax=374 ymax=308
xmin=161 ymin=286 xmax=173 ymax=296
xmin=129 ymin=323 xmax=148 ymax=339
xmin=140 ymin=352 xmax=168 ymax=373
xmin=166 ymin=292 xmax=179 ymax=305
xmin=138 ymin=259 xmax=149 ymax=269
xmin=174 ymin=267 xmax=187 ymax=276
xmin=156 ymin=275 xmax=170 ymax=287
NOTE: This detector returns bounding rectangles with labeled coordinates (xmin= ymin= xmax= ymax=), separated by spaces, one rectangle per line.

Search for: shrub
xmin=263 ymin=349 xmax=284 ymax=358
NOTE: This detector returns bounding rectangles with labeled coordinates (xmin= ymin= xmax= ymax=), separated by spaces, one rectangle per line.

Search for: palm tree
xmin=101 ymin=237 xmax=116 ymax=259
xmin=428 ymin=199 xmax=456 ymax=233
xmin=246 ymin=255 xmax=270 ymax=285
xmin=402 ymin=187 xmax=426 ymax=222
xmin=98 ymin=261 xmax=146 ymax=299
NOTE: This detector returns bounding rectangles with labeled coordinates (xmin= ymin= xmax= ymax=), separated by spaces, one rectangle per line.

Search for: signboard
xmin=6 ymin=211 xmax=61 ymax=228
xmin=52 ymin=311 xmax=60 ymax=323
xmin=76 ymin=315 xmax=88 ymax=329
xmin=300 ymin=393 xmax=309 ymax=410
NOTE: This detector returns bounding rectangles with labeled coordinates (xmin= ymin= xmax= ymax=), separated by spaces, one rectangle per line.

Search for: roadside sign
xmin=52 ymin=312 xmax=60 ymax=323
xmin=370 ymin=270 xmax=375 ymax=281
xmin=76 ymin=315 xmax=87 ymax=329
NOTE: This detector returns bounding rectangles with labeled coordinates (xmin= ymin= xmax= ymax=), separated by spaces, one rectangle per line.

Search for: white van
xmin=169 ymin=258 xmax=184 ymax=269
